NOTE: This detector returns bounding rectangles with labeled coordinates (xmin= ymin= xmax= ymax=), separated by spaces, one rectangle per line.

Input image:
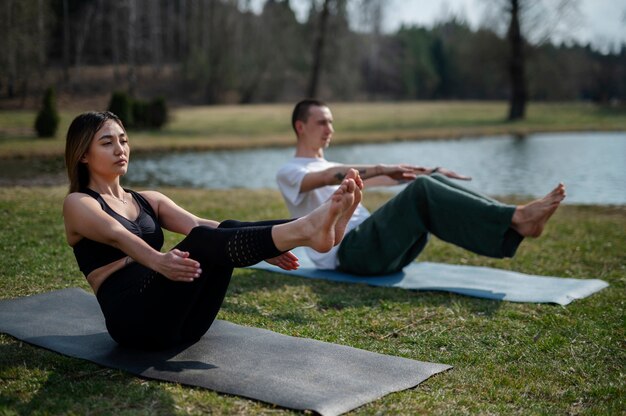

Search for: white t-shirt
xmin=276 ymin=157 xmax=371 ymax=269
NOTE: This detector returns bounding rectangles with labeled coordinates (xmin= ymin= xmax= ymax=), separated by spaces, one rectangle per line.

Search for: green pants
xmin=337 ymin=174 xmax=523 ymax=275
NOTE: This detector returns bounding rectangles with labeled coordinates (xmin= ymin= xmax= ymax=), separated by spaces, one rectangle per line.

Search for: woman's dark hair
xmin=291 ymin=99 xmax=327 ymax=135
xmin=65 ymin=111 xmax=125 ymax=193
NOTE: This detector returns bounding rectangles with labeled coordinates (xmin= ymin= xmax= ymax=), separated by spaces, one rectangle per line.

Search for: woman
xmin=63 ymin=111 xmax=361 ymax=350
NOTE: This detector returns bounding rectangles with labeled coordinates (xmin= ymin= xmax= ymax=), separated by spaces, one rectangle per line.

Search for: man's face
xmin=298 ymin=105 xmax=334 ymax=150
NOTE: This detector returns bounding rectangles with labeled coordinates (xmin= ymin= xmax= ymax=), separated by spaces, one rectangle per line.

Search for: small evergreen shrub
xmin=107 ymin=91 xmax=134 ymax=128
xmin=132 ymin=97 xmax=168 ymax=129
xmin=34 ymin=87 xmax=60 ymax=138
xmin=147 ymin=97 xmax=168 ymax=129
xmin=132 ymin=100 xmax=149 ymax=129
xmin=108 ymin=92 xmax=168 ymax=130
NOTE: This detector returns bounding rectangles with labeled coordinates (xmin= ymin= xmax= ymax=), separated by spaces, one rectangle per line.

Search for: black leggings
xmin=96 ymin=219 xmax=290 ymax=350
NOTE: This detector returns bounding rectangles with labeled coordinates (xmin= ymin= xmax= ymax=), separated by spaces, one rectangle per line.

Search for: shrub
xmin=108 ymin=92 xmax=168 ymax=130
xmin=147 ymin=97 xmax=168 ymax=129
xmin=34 ymin=87 xmax=60 ymax=138
xmin=107 ymin=91 xmax=134 ymax=128
xmin=131 ymin=96 xmax=168 ymax=129
xmin=132 ymin=100 xmax=149 ymax=129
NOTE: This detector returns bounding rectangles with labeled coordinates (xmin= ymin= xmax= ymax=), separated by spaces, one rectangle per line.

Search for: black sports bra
xmin=72 ymin=188 xmax=164 ymax=277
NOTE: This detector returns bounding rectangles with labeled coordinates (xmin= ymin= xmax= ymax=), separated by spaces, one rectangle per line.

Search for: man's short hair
xmin=291 ymin=99 xmax=327 ymax=135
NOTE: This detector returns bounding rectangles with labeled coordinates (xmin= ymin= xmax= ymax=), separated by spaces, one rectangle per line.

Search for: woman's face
xmin=81 ymin=120 xmax=130 ymax=179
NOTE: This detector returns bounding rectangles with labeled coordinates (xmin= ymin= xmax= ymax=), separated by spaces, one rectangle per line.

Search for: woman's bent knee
xmin=188 ymin=225 xmax=216 ymax=239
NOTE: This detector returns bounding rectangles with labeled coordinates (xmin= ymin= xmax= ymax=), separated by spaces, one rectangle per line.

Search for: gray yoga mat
xmin=251 ymin=247 xmax=608 ymax=305
xmin=0 ymin=288 xmax=451 ymax=416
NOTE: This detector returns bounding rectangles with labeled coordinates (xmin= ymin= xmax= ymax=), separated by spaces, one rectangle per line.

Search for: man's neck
xmin=294 ymin=142 xmax=324 ymax=159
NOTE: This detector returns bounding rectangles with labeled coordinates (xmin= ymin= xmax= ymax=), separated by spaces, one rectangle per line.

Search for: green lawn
xmin=0 ymin=186 xmax=624 ymax=415
xmin=1 ymin=101 xmax=625 ymax=158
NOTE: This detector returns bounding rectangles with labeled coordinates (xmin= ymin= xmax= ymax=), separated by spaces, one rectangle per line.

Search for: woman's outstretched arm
xmin=63 ymin=192 xmax=201 ymax=282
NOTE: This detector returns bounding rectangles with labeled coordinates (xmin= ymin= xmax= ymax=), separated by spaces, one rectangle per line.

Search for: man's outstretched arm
xmin=300 ymin=164 xmax=471 ymax=192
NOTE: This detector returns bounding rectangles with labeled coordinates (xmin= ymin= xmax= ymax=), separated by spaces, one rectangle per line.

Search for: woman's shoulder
xmin=64 ymin=190 xmax=96 ymax=203
xmin=134 ymin=189 xmax=167 ymax=202
xmin=63 ymin=191 xmax=102 ymax=217
xmin=132 ymin=190 xmax=171 ymax=217
xmin=65 ymin=188 xmax=99 ymax=201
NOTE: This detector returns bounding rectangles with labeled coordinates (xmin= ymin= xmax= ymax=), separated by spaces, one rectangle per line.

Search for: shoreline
xmin=1 ymin=124 xmax=625 ymax=160
xmin=1 ymin=127 xmax=624 ymax=190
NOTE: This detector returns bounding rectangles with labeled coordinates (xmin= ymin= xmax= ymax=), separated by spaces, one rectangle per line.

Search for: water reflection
xmin=126 ymin=132 xmax=626 ymax=205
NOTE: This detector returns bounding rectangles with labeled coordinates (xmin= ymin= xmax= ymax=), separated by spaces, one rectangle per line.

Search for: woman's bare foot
xmin=272 ymin=178 xmax=356 ymax=253
xmin=511 ymin=183 xmax=566 ymax=237
xmin=334 ymin=169 xmax=363 ymax=245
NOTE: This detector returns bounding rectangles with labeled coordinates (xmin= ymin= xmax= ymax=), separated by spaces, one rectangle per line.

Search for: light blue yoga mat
xmin=251 ymin=248 xmax=608 ymax=305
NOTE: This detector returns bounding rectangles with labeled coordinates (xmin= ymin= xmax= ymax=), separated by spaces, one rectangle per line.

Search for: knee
xmin=185 ymin=225 xmax=222 ymax=248
xmin=404 ymin=175 xmax=436 ymax=196
xmin=188 ymin=225 xmax=217 ymax=239
xmin=217 ymin=219 xmax=241 ymax=229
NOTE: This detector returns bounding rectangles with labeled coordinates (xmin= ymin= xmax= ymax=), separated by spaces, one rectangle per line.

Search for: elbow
xmin=102 ymin=226 xmax=133 ymax=252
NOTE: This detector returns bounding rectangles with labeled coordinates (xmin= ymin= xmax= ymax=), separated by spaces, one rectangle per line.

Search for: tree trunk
xmin=127 ymin=0 xmax=137 ymax=95
xmin=179 ymin=0 xmax=188 ymax=60
xmin=37 ymin=0 xmax=45 ymax=70
xmin=112 ymin=1 xmax=121 ymax=81
xmin=507 ymin=0 xmax=526 ymax=120
xmin=73 ymin=3 xmax=97 ymax=85
xmin=62 ymin=0 xmax=70 ymax=82
xmin=150 ymin=0 xmax=162 ymax=73
xmin=307 ymin=0 xmax=331 ymax=98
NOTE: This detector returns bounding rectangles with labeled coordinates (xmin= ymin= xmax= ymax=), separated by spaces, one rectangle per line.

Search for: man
xmin=276 ymin=99 xmax=566 ymax=274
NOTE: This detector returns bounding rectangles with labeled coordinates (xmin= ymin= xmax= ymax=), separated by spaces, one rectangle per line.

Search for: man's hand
xmin=431 ymin=166 xmax=472 ymax=180
xmin=379 ymin=164 xmax=420 ymax=181
xmin=379 ymin=164 xmax=471 ymax=182
xmin=265 ymin=251 xmax=300 ymax=270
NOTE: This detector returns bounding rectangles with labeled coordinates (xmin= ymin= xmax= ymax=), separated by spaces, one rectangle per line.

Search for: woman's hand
xmin=156 ymin=249 xmax=202 ymax=282
xmin=265 ymin=251 xmax=300 ymax=271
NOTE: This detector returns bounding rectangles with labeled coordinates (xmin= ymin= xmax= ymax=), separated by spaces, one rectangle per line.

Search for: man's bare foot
xmin=334 ymin=169 xmax=362 ymax=245
xmin=511 ymin=183 xmax=566 ymax=238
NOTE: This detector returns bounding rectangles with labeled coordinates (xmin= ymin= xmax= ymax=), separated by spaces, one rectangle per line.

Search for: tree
xmin=479 ymin=0 xmax=581 ymax=120
xmin=34 ymin=87 xmax=60 ymax=138
xmin=307 ymin=0 xmax=331 ymax=98
xmin=507 ymin=0 xmax=526 ymax=120
xmin=0 ymin=0 xmax=42 ymax=99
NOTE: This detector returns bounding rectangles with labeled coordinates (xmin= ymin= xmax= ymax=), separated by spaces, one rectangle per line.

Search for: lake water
xmin=126 ymin=131 xmax=626 ymax=205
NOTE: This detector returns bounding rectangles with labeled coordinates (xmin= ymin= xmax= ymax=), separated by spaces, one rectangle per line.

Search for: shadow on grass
xmin=0 ymin=341 xmax=177 ymax=415
xmin=226 ymin=268 xmax=505 ymax=322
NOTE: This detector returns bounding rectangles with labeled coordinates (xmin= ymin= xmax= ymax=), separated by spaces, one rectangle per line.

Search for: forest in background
xmin=1 ymin=0 xmax=624 ymax=109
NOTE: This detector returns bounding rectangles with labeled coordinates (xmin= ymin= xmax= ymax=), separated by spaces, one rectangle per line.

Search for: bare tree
xmin=358 ymin=0 xmax=385 ymax=99
xmin=62 ymin=0 xmax=70 ymax=81
xmin=72 ymin=2 xmax=97 ymax=84
xmin=149 ymin=0 xmax=163 ymax=70
xmin=480 ymin=0 xmax=581 ymax=120
xmin=37 ymin=0 xmax=45 ymax=69
xmin=127 ymin=0 xmax=137 ymax=94
xmin=0 ymin=0 xmax=41 ymax=99
xmin=111 ymin=1 xmax=122 ymax=80
xmin=507 ymin=0 xmax=526 ymax=120
xmin=307 ymin=0 xmax=331 ymax=98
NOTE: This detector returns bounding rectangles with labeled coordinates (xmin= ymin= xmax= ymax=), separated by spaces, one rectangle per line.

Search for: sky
xmin=248 ymin=0 xmax=626 ymax=52
xmin=382 ymin=0 xmax=626 ymax=51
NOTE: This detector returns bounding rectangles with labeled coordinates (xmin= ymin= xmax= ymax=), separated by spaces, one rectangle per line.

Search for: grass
xmin=0 ymin=186 xmax=624 ymax=415
xmin=1 ymin=101 xmax=625 ymax=158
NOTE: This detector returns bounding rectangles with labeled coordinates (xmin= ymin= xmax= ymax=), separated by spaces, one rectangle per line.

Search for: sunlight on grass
xmin=0 ymin=186 xmax=624 ymax=414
